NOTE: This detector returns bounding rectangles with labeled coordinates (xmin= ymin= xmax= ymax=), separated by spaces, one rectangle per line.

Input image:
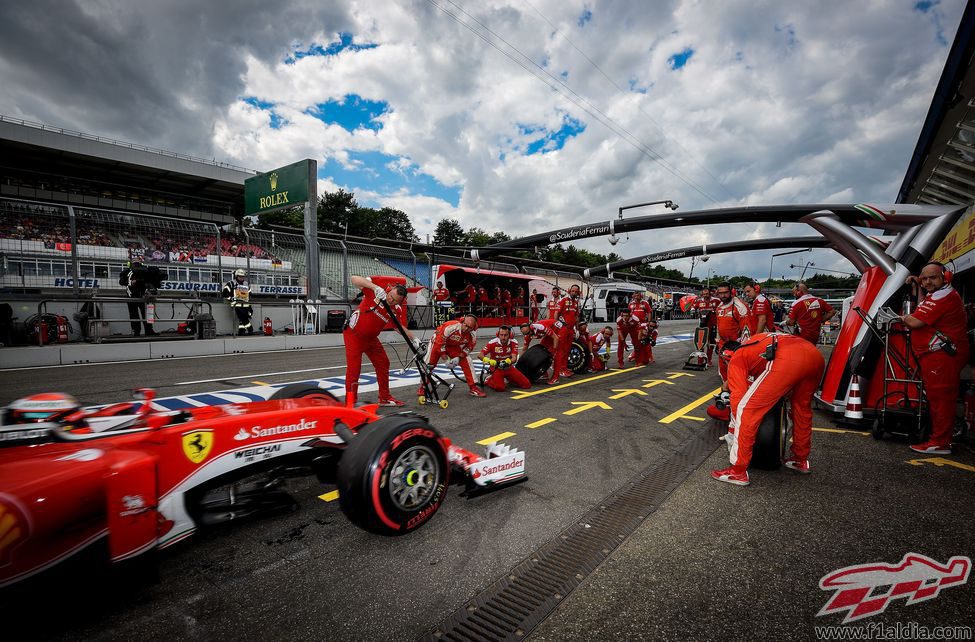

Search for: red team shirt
xmin=746 ymin=293 xmax=776 ymax=335
xmin=347 ymin=288 xmax=407 ymax=339
xmin=557 ymin=296 xmax=581 ymax=329
xmin=480 ymin=337 xmax=520 ymax=361
xmin=433 ymin=286 xmax=451 ymax=302
xmin=628 ymin=299 xmax=653 ymax=323
xmin=547 ymin=296 xmax=561 ymax=320
xmin=788 ymin=294 xmax=833 ymax=344
xmin=716 ymin=298 xmax=749 ymax=342
xmin=911 ymin=286 xmax=968 ymax=355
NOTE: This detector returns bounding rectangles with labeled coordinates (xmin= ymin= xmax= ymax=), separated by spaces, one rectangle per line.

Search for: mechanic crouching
xmin=711 ymin=332 xmax=825 ymax=486
xmin=422 ymin=315 xmax=487 ymax=398
xmin=223 ymin=269 xmax=254 ymax=335
xmin=479 ymin=325 xmax=530 ymax=392
xmin=589 ymin=326 xmax=614 ymax=372
xmin=900 ymin=262 xmax=969 ymax=455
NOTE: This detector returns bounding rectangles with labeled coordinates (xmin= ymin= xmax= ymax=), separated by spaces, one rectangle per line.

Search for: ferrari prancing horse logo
xmin=182 ymin=430 xmax=214 ymax=464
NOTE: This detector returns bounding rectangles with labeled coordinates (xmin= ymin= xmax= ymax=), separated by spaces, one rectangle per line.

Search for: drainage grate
xmin=425 ymin=423 xmax=723 ymax=642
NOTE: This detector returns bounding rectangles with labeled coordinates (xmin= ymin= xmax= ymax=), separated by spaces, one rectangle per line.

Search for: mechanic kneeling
xmin=711 ymin=332 xmax=825 ymax=487
xmin=423 ymin=314 xmax=487 ymax=397
xmin=479 ymin=325 xmax=531 ymax=392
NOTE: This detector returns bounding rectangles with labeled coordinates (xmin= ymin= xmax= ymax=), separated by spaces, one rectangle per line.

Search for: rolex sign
xmin=244 ymin=160 xmax=312 ymax=215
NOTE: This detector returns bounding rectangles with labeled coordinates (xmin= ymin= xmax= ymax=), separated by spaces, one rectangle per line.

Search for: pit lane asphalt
xmin=4 ymin=320 xmax=712 ymax=640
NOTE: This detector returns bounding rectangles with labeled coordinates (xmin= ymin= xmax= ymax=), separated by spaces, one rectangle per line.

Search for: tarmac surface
xmin=2 ymin=319 xmax=973 ymax=640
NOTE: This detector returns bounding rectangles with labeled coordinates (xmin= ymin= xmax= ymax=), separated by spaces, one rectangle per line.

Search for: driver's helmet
xmin=3 ymin=392 xmax=81 ymax=425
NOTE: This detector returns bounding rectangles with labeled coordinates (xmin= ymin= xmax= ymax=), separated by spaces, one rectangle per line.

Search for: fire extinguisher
xmin=38 ymin=318 xmax=48 ymax=346
xmin=56 ymin=316 xmax=69 ymax=343
xmin=263 ymin=317 xmax=273 ymax=336
xmin=964 ymin=382 xmax=975 ymax=434
xmin=146 ymin=302 xmax=156 ymax=326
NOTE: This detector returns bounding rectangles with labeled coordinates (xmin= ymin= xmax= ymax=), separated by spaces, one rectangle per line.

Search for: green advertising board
xmin=244 ymin=159 xmax=311 ymax=215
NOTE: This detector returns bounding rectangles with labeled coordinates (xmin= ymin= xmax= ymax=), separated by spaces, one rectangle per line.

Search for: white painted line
xmin=175 ymin=365 xmax=349 ymax=386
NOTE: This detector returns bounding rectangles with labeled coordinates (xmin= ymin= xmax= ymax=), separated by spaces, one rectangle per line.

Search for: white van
xmin=586 ymin=281 xmax=647 ymax=322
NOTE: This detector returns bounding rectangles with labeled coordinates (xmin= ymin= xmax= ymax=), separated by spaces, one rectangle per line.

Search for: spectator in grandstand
xmin=784 ymin=282 xmax=835 ymax=345
xmin=899 ymin=262 xmax=969 ymax=455
xmin=345 ymin=275 xmax=418 ymax=407
xmin=222 ymin=269 xmax=253 ymax=335
xmin=119 ymin=260 xmax=157 ymax=337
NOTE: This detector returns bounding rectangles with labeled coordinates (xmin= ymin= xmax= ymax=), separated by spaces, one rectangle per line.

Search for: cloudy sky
xmin=0 ymin=0 xmax=965 ymax=280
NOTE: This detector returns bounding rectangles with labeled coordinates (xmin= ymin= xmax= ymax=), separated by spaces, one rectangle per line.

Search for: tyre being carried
xmin=515 ymin=344 xmax=553 ymax=382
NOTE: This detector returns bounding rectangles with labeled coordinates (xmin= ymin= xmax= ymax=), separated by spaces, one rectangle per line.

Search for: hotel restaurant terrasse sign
xmin=244 ymin=160 xmax=311 ymax=216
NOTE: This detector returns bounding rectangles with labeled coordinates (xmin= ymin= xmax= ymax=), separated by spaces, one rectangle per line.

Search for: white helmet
xmin=234 ymin=269 xmax=246 ymax=278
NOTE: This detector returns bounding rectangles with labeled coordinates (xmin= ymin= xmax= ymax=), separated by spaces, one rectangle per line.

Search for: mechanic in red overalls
xmin=553 ymin=284 xmax=582 ymax=379
xmin=433 ymin=283 xmax=451 ymax=304
xmin=547 ymin=286 xmax=562 ymax=320
xmin=615 ymin=308 xmax=636 ymax=368
xmin=519 ymin=319 xmax=562 ymax=383
xmin=713 ymin=282 xmax=750 ymax=409
xmin=743 ymin=281 xmax=776 ymax=337
xmin=693 ymin=286 xmax=720 ymax=365
xmin=422 ymin=314 xmax=487 ymax=398
xmin=462 ymin=282 xmax=477 ymax=314
xmin=634 ymin=320 xmax=657 ymax=365
xmin=628 ymin=292 xmax=655 ymax=363
xmin=575 ymin=321 xmax=593 ymax=372
xmin=589 ymin=326 xmax=614 ymax=371
xmin=900 ymin=262 xmax=970 ymax=454
xmin=711 ymin=332 xmax=826 ymax=486
xmin=344 ymin=275 xmax=417 ymax=407
xmin=784 ymin=282 xmax=835 ymax=344
xmin=480 ymin=325 xmax=531 ymax=392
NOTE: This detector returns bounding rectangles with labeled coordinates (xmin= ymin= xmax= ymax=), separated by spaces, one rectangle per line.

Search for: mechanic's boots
xmin=468 ymin=386 xmax=487 ymax=398
xmin=378 ymin=396 xmax=406 ymax=407
xmin=783 ymin=457 xmax=811 ymax=474
xmin=710 ymin=466 xmax=750 ymax=486
xmin=547 ymin=373 xmax=560 ymax=385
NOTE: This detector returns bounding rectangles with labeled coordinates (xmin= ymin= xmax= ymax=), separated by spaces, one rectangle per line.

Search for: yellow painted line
xmin=907 ymin=457 xmax=975 ymax=473
xmin=318 ymin=490 xmax=340 ymax=502
xmin=609 ymin=388 xmax=648 ymax=399
xmin=812 ymin=427 xmax=868 ymax=435
xmin=659 ymin=387 xmax=721 ymax=424
xmin=510 ymin=366 xmax=644 ymax=399
xmin=682 ymin=415 xmax=706 ymax=422
xmin=666 ymin=372 xmax=694 ymax=379
xmin=563 ymin=401 xmax=613 ymax=416
xmin=252 ymin=380 xmax=270 ymax=385
xmin=478 ymin=431 xmax=516 ymax=445
xmin=526 ymin=418 xmax=557 ymax=429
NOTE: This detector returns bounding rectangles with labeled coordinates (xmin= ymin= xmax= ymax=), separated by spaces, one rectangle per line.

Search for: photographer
xmin=900 ymin=262 xmax=969 ymax=455
xmin=118 ymin=260 xmax=159 ymax=337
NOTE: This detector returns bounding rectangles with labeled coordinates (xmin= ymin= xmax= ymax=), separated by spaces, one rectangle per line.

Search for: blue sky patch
xmin=520 ymin=117 xmax=586 ymax=155
xmin=668 ymin=47 xmax=694 ymax=70
xmin=242 ymin=96 xmax=285 ymax=129
xmin=578 ymin=8 xmax=593 ymax=27
xmin=286 ymin=32 xmax=378 ymax=64
xmin=914 ymin=1 xmax=935 ymax=12
xmin=322 ymin=151 xmax=461 ymax=207
xmin=306 ymin=95 xmax=389 ymax=132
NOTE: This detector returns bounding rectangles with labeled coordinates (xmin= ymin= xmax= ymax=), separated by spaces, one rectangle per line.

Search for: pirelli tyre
xmin=566 ymin=341 xmax=589 ymax=374
xmin=751 ymin=400 xmax=791 ymax=470
xmin=337 ymin=416 xmax=449 ymax=535
xmin=269 ymin=383 xmax=341 ymax=405
xmin=515 ymin=344 xmax=553 ymax=382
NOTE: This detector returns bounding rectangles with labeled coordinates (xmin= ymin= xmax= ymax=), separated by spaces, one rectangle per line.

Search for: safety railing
xmin=35 ymin=296 xmax=212 ymax=344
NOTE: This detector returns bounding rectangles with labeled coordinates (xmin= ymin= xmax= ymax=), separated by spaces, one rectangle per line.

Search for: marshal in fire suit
xmin=222 ymin=269 xmax=254 ymax=335
xmin=711 ymin=333 xmax=825 ymax=486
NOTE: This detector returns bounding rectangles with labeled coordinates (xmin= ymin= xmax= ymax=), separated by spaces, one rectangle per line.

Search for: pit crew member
xmin=784 ymin=282 xmax=835 ymax=345
xmin=547 ymin=286 xmax=562 ymax=320
xmin=615 ymin=308 xmax=636 ymax=369
xmin=589 ymin=326 xmax=614 ymax=371
xmin=900 ymin=262 xmax=970 ymax=454
xmin=519 ymin=319 xmax=562 ymax=384
xmin=553 ymin=285 xmax=583 ymax=378
xmin=694 ymin=286 xmax=720 ymax=364
xmin=711 ymin=332 xmax=826 ymax=486
xmin=634 ymin=319 xmax=657 ymax=366
xmin=714 ymin=282 xmax=750 ymax=389
xmin=576 ymin=321 xmax=593 ymax=372
xmin=119 ymin=259 xmax=157 ymax=337
xmin=628 ymin=292 xmax=655 ymax=363
xmin=479 ymin=325 xmax=531 ymax=391
xmin=743 ymin=281 xmax=776 ymax=337
xmin=423 ymin=314 xmax=487 ymax=397
xmin=344 ymin=275 xmax=417 ymax=407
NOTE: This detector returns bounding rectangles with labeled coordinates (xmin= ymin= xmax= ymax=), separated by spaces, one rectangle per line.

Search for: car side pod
xmin=449 ymin=441 xmax=528 ymax=498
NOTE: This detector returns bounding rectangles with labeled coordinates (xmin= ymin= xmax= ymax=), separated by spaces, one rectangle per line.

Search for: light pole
xmin=769 ymin=248 xmax=812 ymax=282
xmin=613 ymin=199 xmax=679 ymax=245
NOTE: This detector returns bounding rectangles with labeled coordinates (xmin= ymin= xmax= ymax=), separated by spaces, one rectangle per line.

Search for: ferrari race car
xmin=0 ymin=385 xmax=526 ymax=588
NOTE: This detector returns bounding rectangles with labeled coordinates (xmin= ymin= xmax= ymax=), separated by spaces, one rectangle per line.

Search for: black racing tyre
xmin=269 ymin=383 xmax=341 ymax=405
xmin=516 ymin=344 xmax=553 ymax=382
xmin=871 ymin=418 xmax=885 ymax=440
xmin=567 ymin=341 xmax=589 ymax=374
xmin=751 ymin=401 xmax=788 ymax=470
xmin=337 ymin=416 xmax=449 ymax=535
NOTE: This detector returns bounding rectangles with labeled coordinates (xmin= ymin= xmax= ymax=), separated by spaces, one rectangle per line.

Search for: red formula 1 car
xmin=0 ymin=385 xmax=526 ymax=588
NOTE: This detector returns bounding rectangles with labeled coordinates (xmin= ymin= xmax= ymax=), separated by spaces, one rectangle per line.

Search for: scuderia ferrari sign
xmin=244 ymin=160 xmax=312 ymax=216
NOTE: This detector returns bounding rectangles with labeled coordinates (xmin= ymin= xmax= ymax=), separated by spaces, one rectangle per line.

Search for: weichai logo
xmin=0 ymin=495 xmax=30 ymax=567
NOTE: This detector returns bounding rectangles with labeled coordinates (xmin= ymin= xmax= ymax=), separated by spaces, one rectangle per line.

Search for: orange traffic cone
xmin=844 ymin=374 xmax=863 ymax=420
